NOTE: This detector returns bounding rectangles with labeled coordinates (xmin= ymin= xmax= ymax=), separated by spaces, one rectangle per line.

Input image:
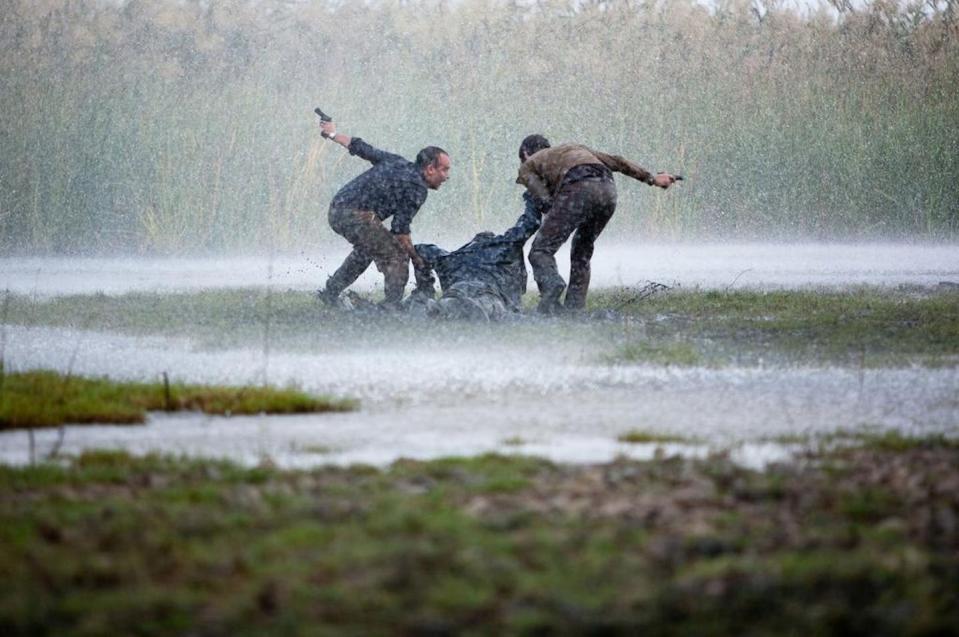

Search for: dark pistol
xmin=314 ymin=107 xmax=333 ymax=138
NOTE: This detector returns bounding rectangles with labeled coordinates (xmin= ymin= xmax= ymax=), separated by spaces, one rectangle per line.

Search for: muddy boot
xmin=530 ymin=249 xmax=567 ymax=316
xmin=564 ymin=263 xmax=591 ymax=312
xmin=316 ymin=278 xmax=346 ymax=309
xmin=536 ymin=285 xmax=565 ymax=315
xmin=319 ymin=247 xmax=373 ymax=308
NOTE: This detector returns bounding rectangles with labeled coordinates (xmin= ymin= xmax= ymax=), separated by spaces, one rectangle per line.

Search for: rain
xmin=1 ymin=0 xmax=958 ymax=465
xmin=2 ymin=0 xmax=959 ymax=633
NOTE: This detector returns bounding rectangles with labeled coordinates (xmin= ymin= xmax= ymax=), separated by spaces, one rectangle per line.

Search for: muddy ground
xmin=2 ymin=436 xmax=957 ymax=635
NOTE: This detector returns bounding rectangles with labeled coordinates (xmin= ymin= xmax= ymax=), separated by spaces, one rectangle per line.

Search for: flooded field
xmin=3 ymin=242 xmax=957 ymax=297
xmin=1 ymin=243 xmax=957 ymax=467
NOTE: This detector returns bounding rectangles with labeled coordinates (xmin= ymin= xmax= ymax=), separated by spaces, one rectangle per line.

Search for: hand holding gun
xmin=651 ymin=172 xmax=684 ymax=189
xmin=314 ymin=107 xmax=335 ymax=139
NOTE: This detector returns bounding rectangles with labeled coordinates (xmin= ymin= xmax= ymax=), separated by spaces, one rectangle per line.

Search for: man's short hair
xmin=416 ymin=146 xmax=448 ymax=169
xmin=519 ymin=134 xmax=550 ymax=161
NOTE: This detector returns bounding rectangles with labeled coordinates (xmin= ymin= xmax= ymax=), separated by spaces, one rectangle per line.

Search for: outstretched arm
xmin=319 ymin=119 xmax=397 ymax=164
xmin=592 ymin=149 xmax=678 ymax=189
xmin=500 ymin=191 xmax=546 ymax=243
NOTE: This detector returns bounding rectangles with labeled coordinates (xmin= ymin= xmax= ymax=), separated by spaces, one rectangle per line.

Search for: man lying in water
xmin=408 ymin=192 xmax=548 ymax=321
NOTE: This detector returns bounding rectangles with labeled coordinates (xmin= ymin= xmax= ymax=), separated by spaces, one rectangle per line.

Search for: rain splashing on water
xmin=0 ymin=0 xmax=957 ymax=467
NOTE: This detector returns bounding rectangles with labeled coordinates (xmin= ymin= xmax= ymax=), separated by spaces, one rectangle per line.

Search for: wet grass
xmin=2 ymin=289 xmax=328 ymax=349
xmin=617 ymin=429 xmax=694 ymax=444
xmin=602 ymin=340 xmax=701 ymax=367
xmin=0 ymin=370 xmax=356 ymax=430
xmin=595 ymin=285 xmax=959 ymax=367
xmin=851 ymin=431 xmax=959 ymax=452
xmin=759 ymin=429 xmax=959 ymax=457
xmin=823 ymin=430 xmax=959 ymax=453
xmin=1 ymin=439 xmax=956 ymax=636
xmin=3 ymin=284 xmax=958 ymax=367
xmin=2 ymin=288 xmax=564 ymax=352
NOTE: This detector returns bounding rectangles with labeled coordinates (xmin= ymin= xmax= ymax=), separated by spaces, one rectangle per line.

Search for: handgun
xmin=314 ymin=107 xmax=333 ymax=138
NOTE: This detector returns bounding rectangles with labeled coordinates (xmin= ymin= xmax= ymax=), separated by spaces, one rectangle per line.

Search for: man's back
xmin=331 ymin=138 xmax=428 ymax=235
xmin=517 ymin=143 xmax=655 ymax=199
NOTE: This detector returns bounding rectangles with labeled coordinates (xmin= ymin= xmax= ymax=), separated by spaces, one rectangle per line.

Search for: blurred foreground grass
xmin=1 ymin=440 xmax=957 ymax=635
xmin=0 ymin=370 xmax=355 ymax=430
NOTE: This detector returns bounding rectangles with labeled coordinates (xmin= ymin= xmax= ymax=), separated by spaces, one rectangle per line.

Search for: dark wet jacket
xmin=415 ymin=192 xmax=547 ymax=311
xmin=330 ymin=138 xmax=428 ymax=235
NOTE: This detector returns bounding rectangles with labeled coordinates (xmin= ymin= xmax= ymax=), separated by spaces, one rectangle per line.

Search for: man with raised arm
xmin=516 ymin=134 xmax=678 ymax=314
xmin=316 ymin=118 xmax=451 ymax=309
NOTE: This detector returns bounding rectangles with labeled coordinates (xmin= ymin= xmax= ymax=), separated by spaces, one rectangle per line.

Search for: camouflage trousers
xmin=324 ymin=206 xmax=409 ymax=305
xmin=528 ymin=177 xmax=617 ymax=313
xmin=435 ymin=281 xmax=508 ymax=322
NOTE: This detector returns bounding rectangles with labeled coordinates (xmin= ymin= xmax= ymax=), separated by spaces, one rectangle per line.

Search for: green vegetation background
xmin=1 ymin=0 xmax=957 ymax=254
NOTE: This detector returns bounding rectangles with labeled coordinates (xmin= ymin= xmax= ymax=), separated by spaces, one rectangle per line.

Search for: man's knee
xmin=528 ymin=247 xmax=555 ymax=272
xmin=383 ymin=264 xmax=408 ymax=306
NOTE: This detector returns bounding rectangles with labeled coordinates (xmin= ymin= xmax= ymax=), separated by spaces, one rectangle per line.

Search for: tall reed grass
xmin=0 ymin=0 xmax=956 ymax=254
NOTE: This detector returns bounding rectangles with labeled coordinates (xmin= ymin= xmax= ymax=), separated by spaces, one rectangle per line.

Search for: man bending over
xmin=317 ymin=118 xmax=451 ymax=309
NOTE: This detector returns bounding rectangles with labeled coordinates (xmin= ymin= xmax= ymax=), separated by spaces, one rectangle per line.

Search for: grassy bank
xmin=1 ymin=440 xmax=956 ymax=635
xmin=4 ymin=285 xmax=958 ymax=367
xmin=0 ymin=370 xmax=356 ymax=431
xmin=597 ymin=285 xmax=959 ymax=367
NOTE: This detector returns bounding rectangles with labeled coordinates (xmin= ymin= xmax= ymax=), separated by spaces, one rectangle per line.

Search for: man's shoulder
xmin=528 ymin=143 xmax=591 ymax=163
xmin=366 ymin=155 xmax=421 ymax=181
xmin=542 ymin=142 xmax=587 ymax=153
xmin=366 ymin=151 xmax=411 ymax=168
xmin=393 ymin=161 xmax=428 ymax=189
xmin=372 ymin=153 xmax=414 ymax=171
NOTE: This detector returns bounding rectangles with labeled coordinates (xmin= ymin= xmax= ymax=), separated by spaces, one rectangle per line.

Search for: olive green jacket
xmin=515 ymin=143 xmax=654 ymax=200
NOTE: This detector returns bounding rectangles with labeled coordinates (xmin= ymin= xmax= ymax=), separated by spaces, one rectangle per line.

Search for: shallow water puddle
xmin=2 ymin=325 xmax=956 ymax=467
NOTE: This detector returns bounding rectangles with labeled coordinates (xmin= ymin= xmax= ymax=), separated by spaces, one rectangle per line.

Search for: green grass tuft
xmin=617 ymin=430 xmax=693 ymax=444
xmin=839 ymin=430 xmax=959 ymax=452
xmin=605 ymin=340 xmax=702 ymax=366
xmin=0 ymin=370 xmax=356 ymax=430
